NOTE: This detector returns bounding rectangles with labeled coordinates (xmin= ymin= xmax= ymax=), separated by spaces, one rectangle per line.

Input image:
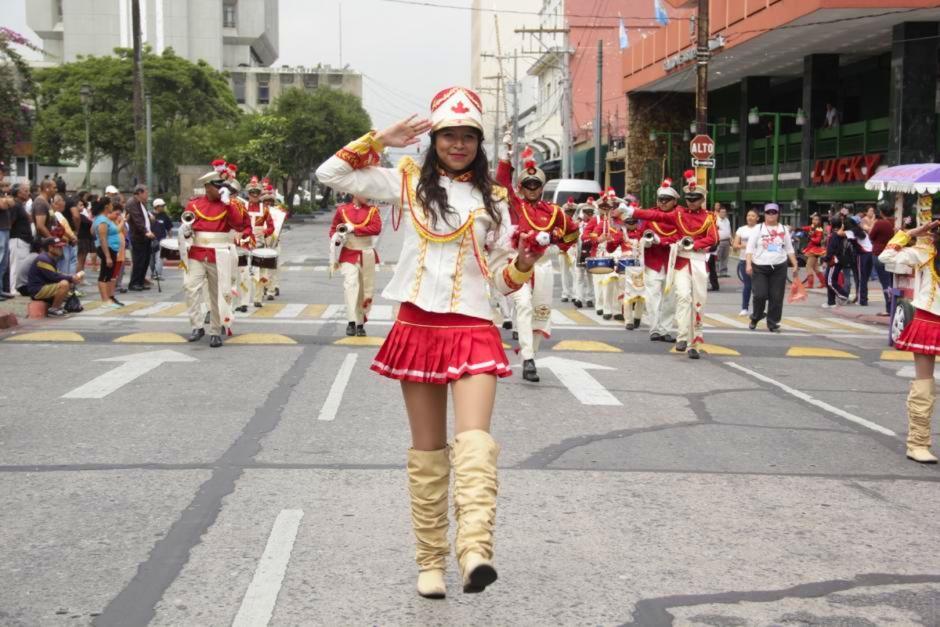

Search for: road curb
xmin=831 ymin=307 xmax=889 ymax=327
xmin=0 ymin=308 xmax=19 ymax=329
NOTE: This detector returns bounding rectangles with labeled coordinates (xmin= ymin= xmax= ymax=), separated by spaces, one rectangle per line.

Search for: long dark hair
xmin=416 ymin=129 xmax=500 ymax=229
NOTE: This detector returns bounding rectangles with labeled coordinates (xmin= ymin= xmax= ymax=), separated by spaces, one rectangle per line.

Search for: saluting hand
xmin=376 ymin=115 xmax=433 ymax=148
xmin=906 ymin=220 xmax=940 ymax=239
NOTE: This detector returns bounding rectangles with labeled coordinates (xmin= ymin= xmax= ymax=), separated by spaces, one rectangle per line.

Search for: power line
xmin=372 ymin=0 xmax=693 ymax=21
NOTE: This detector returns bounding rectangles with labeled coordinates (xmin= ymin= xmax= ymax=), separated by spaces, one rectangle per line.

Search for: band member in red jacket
xmin=496 ymin=142 xmax=578 ymax=382
xmin=330 ymin=194 xmax=382 ymax=336
xmin=182 ymin=160 xmax=251 ymax=347
xmin=624 ymin=170 xmax=717 ymax=359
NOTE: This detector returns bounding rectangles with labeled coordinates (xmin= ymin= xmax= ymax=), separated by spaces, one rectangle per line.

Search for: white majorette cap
xmin=105 ymin=184 xmax=119 ymax=194
xmin=682 ymin=169 xmax=705 ymax=197
xmin=657 ymin=178 xmax=680 ymax=199
xmin=429 ymin=86 xmax=484 ymax=135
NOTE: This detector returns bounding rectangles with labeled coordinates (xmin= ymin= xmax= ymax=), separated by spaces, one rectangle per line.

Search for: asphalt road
xmin=1 ymin=209 xmax=939 ymax=626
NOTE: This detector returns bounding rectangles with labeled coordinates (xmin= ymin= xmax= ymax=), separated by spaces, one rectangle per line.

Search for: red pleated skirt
xmin=895 ymin=308 xmax=940 ymax=355
xmin=803 ymin=245 xmax=826 ymax=256
xmin=371 ymin=302 xmax=512 ymax=384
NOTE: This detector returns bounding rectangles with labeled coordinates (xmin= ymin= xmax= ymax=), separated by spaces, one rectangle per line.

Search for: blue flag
xmin=619 ymin=17 xmax=629 ymax=49
xmin=654 ymin=0 xmax=669 ymax=26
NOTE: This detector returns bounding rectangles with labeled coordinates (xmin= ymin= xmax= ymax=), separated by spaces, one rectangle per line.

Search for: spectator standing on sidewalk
xmin=31 ymin=180 xmax=55 ymax=239
xmin=869 ymin=205 xmax=896 ymax=315
xmin=746 ymin=203 xmax=799 ymax=332
xmin=846 ymin=215 xmax=873 ymax=305
xmin=58 ymin=195 xmax=81 ymax=275
xmin=149 ymin=198 xmax=173 ymax=280
xmin=0 ymin=176 xmax=13 ymax=299
xmin=733 ymin=209 xmax=759 ymax=317
xmin=7 ymin=183 xmax=33 ymax=293
xmin=823 ymin=216 xmax=853 ymax=308
xmin=76 ymin=193 xmax=95 ymax=280
xmin=715 ymin=203 xmax=732 ymax=277
xmin=126 ymin=184 xmax=154 ymax=291
xmin=92 ymin=196 xmax=124 ymax=307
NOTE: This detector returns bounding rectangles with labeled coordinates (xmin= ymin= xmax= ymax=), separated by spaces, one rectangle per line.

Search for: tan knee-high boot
xmin=906 ymin=379 xmax=938 ymax=464
xmin=451 ymin=429 xmax=500 ymax=593
xmin=407 ymin=448 xmax=450 ymax=598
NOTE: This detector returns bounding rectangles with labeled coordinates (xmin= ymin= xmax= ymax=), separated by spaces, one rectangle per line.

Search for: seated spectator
xmin=23 ymin=237 xmax=83 ymax=316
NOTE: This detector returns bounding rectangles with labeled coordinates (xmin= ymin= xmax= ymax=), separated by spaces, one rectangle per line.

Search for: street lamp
xmin=748 ymin=107 xmax=806 ymax=203
xmin=79 ymin=84 xmax=92 ymax=189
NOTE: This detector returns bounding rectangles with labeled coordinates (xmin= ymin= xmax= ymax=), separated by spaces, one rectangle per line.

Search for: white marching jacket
xmin=879 ymin=231 xmax=940 ymax=316
xmin=315 ymin=132 xmax=528 ymax=321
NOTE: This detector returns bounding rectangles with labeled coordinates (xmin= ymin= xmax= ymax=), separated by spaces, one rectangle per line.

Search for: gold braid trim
xmin=450 ymin=231 xmax=469 ymax=311
xmin=491 ymin=185 xmax=508 ymax=202
xmin=677 ymin=210 xmax=713 ymax=236
xmin=409 ymin=235 xmax=429 ymax=301
xmin=506 ymin=259 xmax=533 ymax=285
xmin=887 ymin=231 xmax=911 ymax=249
xmin=341 ymin=205 xmax=377 ymax=229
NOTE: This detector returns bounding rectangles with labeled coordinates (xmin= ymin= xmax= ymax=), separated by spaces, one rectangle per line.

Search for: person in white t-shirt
xmin=733 ymin=209 xmax=759 ymax=316
xmin=715 ymin=203 xmax=732 ymax=276
xmin=745 ymin=203 xmax=799 ymax=332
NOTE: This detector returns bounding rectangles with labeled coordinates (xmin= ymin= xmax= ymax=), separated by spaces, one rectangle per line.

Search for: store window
xmin=329 ymin=74 xmax=343 ymax=86
xmin=304 ymin=74 xmax=319 ymax=90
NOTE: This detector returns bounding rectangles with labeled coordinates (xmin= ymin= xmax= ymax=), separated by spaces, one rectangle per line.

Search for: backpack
xmin=64 ymin=293 xmax=83 ymax=313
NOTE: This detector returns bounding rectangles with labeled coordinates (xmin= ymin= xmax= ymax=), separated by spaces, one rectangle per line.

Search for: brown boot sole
xmin=463 ymin=563 xmax=498 ymax=593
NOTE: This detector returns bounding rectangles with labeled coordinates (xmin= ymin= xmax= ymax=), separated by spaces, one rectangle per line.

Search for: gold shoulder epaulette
xmin=491 ymin=185 xmax=508 ymax=201
xmin=397 ymin=156 xmax=421 ymax=179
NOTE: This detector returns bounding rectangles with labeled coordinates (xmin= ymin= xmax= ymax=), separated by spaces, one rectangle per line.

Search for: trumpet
xmin=336 ymin=223 xmax=351 ymax=236
xmin=679 ymin=236 xmax=695 ymax=251
xmin=641 ymin=229 xmax=660 ymax=248
xmin=180 ymin=210 xmax=196 ymax=238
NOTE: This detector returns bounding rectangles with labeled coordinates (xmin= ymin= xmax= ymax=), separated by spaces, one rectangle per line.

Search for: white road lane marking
xmin=231 ymin=509 xmax=305 ymax=627
xmin=551 ymin=309 xmax=576 ymax=325
xmin=322 ymin=304 xmax=345 ymax=320
xmin=705 ymin=313 xmax=750 ymax=329
xmin=726 ymin=362 xmax=897 ymax=437
xmin=535 ymin=356 xmax=622 ymax=406
xmin=822 ymin=317 xmax=878 ymax=332
xmin=63 ymin=350 xmax=197 ymax=399
xmin=318 ymin=353 xmax=358 ymax=421
xmin=129 ymin=302 xmax=175 ymax=317
xmin=274 ymin=303 xmax=307 ymax=318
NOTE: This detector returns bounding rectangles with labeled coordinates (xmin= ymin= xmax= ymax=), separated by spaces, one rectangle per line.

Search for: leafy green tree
xmin=268 ymin=86 xmax=371 ymax=205
xmin=0 ymin=28 xmax=39 ymax=171
xmin=32 ymin=47 xmax=240 ymax=185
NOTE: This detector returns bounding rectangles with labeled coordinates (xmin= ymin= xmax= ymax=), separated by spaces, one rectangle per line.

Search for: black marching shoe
xmin=236 ymin=305 xmax=248 ymax=313
xmin=633 ymin=317 xmax=641 ymax=329
xmin=688 ymin=347 xmax=701 ymax=360
xmin=187 ymin=328 xmax=205 ymax=342
xmin=254 ymin=301 xmax=262 ymax=308
xmin=209 ymin=334 xmax=223 ymax=348
xmin=274 ymin=287 xmax=280 ymax=296
xmin=662 ymin=334 xmax=677 ymax=343
xmin=356 ymin=324 xmax=366 ymax=337
xmin=522 ymin=359 xmax=540 ymax=382
xmin=603 ymin=314 xmax=612 ymax=320
xmin=585 ymin=300 xmax=594 ymax=308
xmin=572 ymin=299 xmax=583 ymax=309
xmin=345 ymin=321 xmax=356 ymax=336
xmin=625 ymin=322 xmax=635 ymax=330
xmin=675 ymin=341 xmax=688 ymax=352
xmin=596 ymin=309 xmax=604 ymax=315
xmin=613 ymin=313 xmax=625 ymax=321
xmin=502 ymin=320 xmax=513 ymax=330
xmin=650 ymin=333 xmax=664 ymax=342
xmin=266 ymin=293 xmax=275 ymax=301
xmin=561 ymin=297 xmax=569 ymax=303
xmin=204 ymin=311 xmax=211 ymax=325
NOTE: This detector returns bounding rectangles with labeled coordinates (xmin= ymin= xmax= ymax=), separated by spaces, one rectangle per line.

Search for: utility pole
xmin=594 ymin=40 xmax=603 ymax=185
xmin=511 ymin=52 xmax=520 ymax=171
xmin=145 ymin=92 xmax=153 ymax=195
xmin=515 ymin=26 xmax=572 ymax=177
xmin=131 ymin=0 xmax=144 ymax=182
xmin=482 ymin=73 xmax=503 ymax=166
xmin=694 ymin=0 xmax=710 ymax=191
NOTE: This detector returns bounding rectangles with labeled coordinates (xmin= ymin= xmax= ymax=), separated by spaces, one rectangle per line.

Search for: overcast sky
xmin=4 ymin=0 xmax=472 ymax=155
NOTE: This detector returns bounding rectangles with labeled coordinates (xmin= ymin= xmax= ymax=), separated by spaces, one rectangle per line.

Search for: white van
xmin=540 ymin=178 xmax=603 ymax=205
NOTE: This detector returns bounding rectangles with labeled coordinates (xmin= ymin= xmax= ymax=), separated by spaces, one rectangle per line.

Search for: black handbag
xmin=64 ymin=293 xmax=84 ymax=313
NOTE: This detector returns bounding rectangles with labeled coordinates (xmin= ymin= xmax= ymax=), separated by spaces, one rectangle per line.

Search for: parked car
xmin=540 ymin=178 xmax=603 ymax=205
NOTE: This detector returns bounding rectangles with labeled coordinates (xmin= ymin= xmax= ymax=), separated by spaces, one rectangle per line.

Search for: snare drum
xmin=237 ymin=247 xmax=249 ymax=267
xmin=586 ymin=257 xmax=615 ymax=275
xmin=159 ymin=238 xmax=180 ymax=260
xmin=251 ymin=247 xmax=279 ymax=269
xmin=616 ymin=258 xmax=639 ymax=273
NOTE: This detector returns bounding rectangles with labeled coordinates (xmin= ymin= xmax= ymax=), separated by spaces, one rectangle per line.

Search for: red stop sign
xmin=690 ymin=135 xmax=715 ymax=160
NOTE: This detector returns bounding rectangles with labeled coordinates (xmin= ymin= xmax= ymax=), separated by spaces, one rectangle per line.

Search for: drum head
xmin=159 ymin=238 xmax=179 ymax=251
xmin=251 ymin=247 xmax=277 ymax=258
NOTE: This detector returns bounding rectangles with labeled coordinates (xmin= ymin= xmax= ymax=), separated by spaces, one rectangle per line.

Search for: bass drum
xmin=586 ymin=257 xmax=615 ymax=275
xmin=251 ymin=247 xmax=279 ymax=269
xmin=159 ymin=238 xmax=180 ymax=260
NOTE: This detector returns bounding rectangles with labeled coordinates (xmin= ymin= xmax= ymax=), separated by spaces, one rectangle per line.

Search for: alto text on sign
xmin=690 ymin=135 xmax=715 ymax=160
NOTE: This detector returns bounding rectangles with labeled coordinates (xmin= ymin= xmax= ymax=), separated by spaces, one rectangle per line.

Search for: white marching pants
xmin=237 ymin=265 xmax=251 ymax=308
xmin=251 ymin=266 xmax=273 ymax=302
xmin=599 ymin=273 xmax=621 ymax=316
xmin=673 ymin=260 xmax=708 ymax=346
xmin=185 ymin=259 xmax=222 ymax=335
xmin=592 ymin=274 xmax=607 ymax=312
xmin=622 ymin=269 xmax=646 ymax=323
xmin=511 ymin=262 xmax=553 ymax=361
xmin=557 ymin=248 xmax=577 ymax=300
xmin=644 ymin=267 xmax=677 ymax=338
xmin=574 ymin=265 xmax=593 ymax=303
xmin=340 ymin=260 xmax=375 ymax=324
